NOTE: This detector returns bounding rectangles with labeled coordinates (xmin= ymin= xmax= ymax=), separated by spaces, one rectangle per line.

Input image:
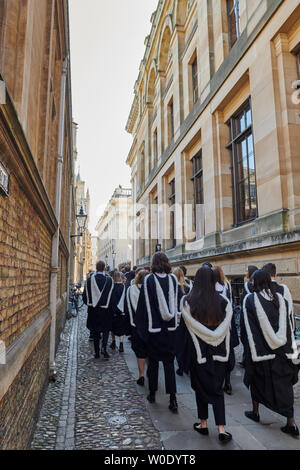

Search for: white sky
xmin=69 ymin=0 xmax=158 ymax=234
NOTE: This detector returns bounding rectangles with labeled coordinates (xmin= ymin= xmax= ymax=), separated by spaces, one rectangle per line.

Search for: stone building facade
xmin=0 ymin=0 xmax=75 ymax=449
xmin=73 ymin=172 xmax=91 ymax=284
xmin=126 ymin=0 xmax=300 ymax=310
xmin=96 ymin=186 xmax=132 ymax=271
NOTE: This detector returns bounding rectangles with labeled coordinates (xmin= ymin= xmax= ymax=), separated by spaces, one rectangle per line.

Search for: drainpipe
xmin=49 ymin=57 xmax=68 ymax=380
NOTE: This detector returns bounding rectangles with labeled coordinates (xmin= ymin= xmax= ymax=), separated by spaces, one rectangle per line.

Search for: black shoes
xmin=110 ymin=340 xmax=116 ymax=350
xmin=224 ymin=383 xmax=233 ymax=395
xmin=119 ymin=342 xmax=124 ymax=353
xmin=281 ymin=424 xmax=299 ymax=437
xmin=101 ymin=350 xmax=110 ymax=359
xmin=193 ymin=423 xmax=209 ymax=435
xmin=136 ymin=376 xmax=145 ymax=386
xmin=219 ymin=432 xmax=232 ymax=443
xmin=245 ymin=411 xmax=260 ymax=422
xmin=94 ymin=353 xmax=100 ymax=359
xmin=147 ymin=393 xmax=156 ymax=403
xmin=169 ymin=395 xmax=178 ymax=413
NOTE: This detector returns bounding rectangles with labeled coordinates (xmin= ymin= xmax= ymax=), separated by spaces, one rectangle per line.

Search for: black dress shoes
xmin=110 ymin=340 xmax=116 ymax=350
xmin=147 ymin=393 xmax=156 ymax=403
xmin=245 ymin=411 xmax=260 ymax=422
xmin=193 ymin=423 xmax=209 ymax=435
xmin=281 ymin=424 xmax=299 ymax=437
xmin=169 ymin=396 xmax=178 ymax=413
xmin=224 ymin=383 xmax=233 ymax=395
xmin=219 ymin=432 xmax=232 ymax=443
xmin=119 ymin=342 xmax=124 ymax=353
xmin=101 ymin=350 xmax=110 ymax=359
xmin=136 ymin=376 xmax=144 ymax=386
xmin=94 ymin=353 xmax=100 ymax=359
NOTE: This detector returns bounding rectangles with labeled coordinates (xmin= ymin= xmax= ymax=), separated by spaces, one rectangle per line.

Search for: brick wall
xmin=0 ymin=167 xmax=52 ymax=349
xmin=0 ymin=327 xmax=50 ymax=450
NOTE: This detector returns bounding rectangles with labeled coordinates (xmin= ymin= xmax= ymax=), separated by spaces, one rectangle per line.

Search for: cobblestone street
xmin=31 ymin=306 xmax=300 ymax=451
xmin=31 ymin=308 xmax=162 ymax=450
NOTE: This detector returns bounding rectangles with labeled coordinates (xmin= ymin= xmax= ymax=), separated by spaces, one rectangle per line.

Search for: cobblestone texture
xmin=31 ymin=308 xmax=162 ymax=450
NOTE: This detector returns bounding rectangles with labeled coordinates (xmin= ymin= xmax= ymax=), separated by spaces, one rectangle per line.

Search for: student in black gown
xmin=213 ymin=266 xmax=239 ymax=395
xmin=241 ymin=269 xmax=299 ymax=436
xmin=135 ymin=252 xmax=180 ymax=413
xmin=262 ymin=263 xmax=295 ymax=331
xmin=179 ymin=266 xmax=193 ymax=292
xmin=173 ymin=267 xmax=190 ymax=377
xmin=239 ymin=265 xmax=258 ymax=367
xmin=125 ymin=269 xmax=149 ymax=385
xmin=109 ymin=271 xmax=128 ymax=353
xmin=177 ymin=266 xmax=233 ymax=442
xmin=82 ymin=260 xmax=114 ymax=359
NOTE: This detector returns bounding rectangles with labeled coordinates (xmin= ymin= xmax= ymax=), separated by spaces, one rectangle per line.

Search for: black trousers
xmin=92 ymin=330 xmax=109 ymax=355
xmin=195 ymin=390 xmax=226 ymax=426
xmin=148 ymin=357 xmax=177 ymax=395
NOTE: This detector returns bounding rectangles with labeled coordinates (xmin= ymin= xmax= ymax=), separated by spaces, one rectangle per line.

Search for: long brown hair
xmin=186 ymin=266 xmax=225 ymax=326
xmin=212 ymin=266 xmax=227 ymax=285
xmin=134 ymin=269 xmax=148 ymax=286
xmin=173 ymin=267 xmax=188 ymax=293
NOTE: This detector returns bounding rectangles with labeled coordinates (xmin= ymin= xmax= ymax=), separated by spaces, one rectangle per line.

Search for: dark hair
xmin=151 ymin=252 xmax=171 ymax=274
xmin=212 ymin=267 xmax=223 ymax=285
xmin=179 ymin=265 xmax=187 ymax=276
xmin=252 ymin=269 xmax=279 ymax=309
xmin=186 ymin=267 xmax=225 ymax=326
xmin=262 ymin=263 xmax=276 ymax=278
xmin=125 ymin=270 xmax=136 ymax=285
xmin=124 ymin=265 xmax=131 ymax=273
xmin=247 ymin=265 xmax=258 ymax=278
xmin=202 ymin=262 xmax=213 ymax=268
xmin=133 ymin=266 xmax=137 ymax=271
xmin=96 ymin=260 xmax=106 ymax=272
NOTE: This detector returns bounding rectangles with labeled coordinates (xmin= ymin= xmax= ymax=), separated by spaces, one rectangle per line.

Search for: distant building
xmin=90 ymin=236 xmax=99 ymax=272
xmin=126 ymin=0 xmax=300 ymax=310
xmin=96 ymin=186 xmax=132 ymax=270
xmin=74 ymin=171 xmax=91 ymax=283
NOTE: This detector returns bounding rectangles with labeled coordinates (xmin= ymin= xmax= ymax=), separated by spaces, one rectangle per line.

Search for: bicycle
xmin=294 ymin=315 xmax=300 ymax=340
xmin=69 ymin=285 xmax=84 ymax=316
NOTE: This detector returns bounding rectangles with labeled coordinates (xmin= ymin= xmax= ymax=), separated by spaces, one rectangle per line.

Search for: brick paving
xmin=31 ymin=307 xmax=162 ymax=450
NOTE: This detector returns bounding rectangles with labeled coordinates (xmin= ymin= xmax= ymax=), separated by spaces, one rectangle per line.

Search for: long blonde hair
xmin=173 ymin=267 xmax=188 ymax=293
xmin=134 ymin=269 xmax=148 ymax=286
xmin=113 ymin=271 xmax=124 ymax=283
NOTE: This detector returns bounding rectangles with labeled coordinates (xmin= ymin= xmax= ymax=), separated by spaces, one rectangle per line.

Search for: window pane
xmin=246 ymin=108 xmax=252 ymax=127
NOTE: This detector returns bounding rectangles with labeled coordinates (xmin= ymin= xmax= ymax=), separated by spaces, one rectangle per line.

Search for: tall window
xmin=153 ymin=128 xmax=158 ymax=167
xmin=227 ymin=0 xmax=241 ymax=48
xmin=227 ymin=99 xmax=258 ymax=226
xmin=191 ymin=56 xmax=199 ymax=103
xmin=169 ymin=179 xmax=176 ymax=248
xmin=168 ymin=98 xmax=174 ymax=144
xmin=191 ymin=150 xmax=203 ymax=236
xmin=296 ymin=49 xmax=300 ymax=79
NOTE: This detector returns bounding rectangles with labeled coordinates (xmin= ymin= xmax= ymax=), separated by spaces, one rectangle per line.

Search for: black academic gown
xmin=177 ymin=296 xmax=230 ymax=404
xmin=83 ymin=273 xmax=113 ymax=333
xmin=241 ymin=293 xmax=299 ymax=418
xmin=124 ymin=285 xmax=147 ymax=359
xmin=110 ymin=283 xmax=129 ymax=337
xmin=135 ymin=274 xmax=178 ymax=362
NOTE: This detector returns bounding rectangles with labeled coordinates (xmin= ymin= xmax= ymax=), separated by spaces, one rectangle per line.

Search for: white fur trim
xmin=87 ymin=273 xmax=114 ymax=309
xmin=244 ymin=282 xmax=251 ymax=295
xmin=126 ymin=285 xmax=140 ymax=327
xmin=282 ymin=284 xmax=295 ymax=331
xmin=117 ymin=285 xmax=126 ymax=312
xmin=144 ymin=274 xmax=178 ymax=332
xmin=181 ymin=295 xmax=232 ymax=364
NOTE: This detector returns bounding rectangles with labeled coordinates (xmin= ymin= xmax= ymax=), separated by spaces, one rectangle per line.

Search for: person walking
xmin=262 ymin=263 xmax=295 ymax=331
xmin=173 ymin=267 xmax=190 ymax=376
xmin=213 ymin=266 xmax=239 ymax=395
xmin=241 ymin=269 xmax=299 ymax=436
xmin=135 ymin=252 xmax=180 ymax=412
xmin=125 ymin=269 xmax=149 ymax=385
xmin=82 ymin=261 xmax=114 ymax=359
xmin=177 ymin=266 xmax=233 ymax=443
xmin=109 ymin=271 xmax=128 ymax=353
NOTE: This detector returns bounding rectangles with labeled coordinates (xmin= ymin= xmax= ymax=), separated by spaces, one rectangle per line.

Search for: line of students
xmin=83 ymin=255 xmax=300 ymax=445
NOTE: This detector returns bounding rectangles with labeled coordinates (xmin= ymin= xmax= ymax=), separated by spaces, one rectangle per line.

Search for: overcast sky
xmin=69 ymin=0 xmax=158 ymax=234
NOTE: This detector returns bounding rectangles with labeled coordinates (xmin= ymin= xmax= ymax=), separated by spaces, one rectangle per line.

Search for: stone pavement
xmin=31 ymin=307 xmax=161 ymax=450
xmin=31 ymin=306 xmax=300 ymax=451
